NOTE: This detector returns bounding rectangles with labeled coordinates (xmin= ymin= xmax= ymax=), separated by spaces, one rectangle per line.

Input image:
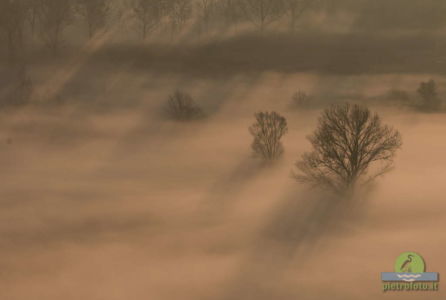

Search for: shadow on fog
xmin=212 ymin=188 xmax=367 ymax=300
xmin=199 ymin=158 xmax=269 ymax=221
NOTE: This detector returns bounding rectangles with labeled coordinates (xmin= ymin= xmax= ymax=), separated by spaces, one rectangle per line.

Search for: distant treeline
xmin=0 ymin=0 xmax=324 ymax=59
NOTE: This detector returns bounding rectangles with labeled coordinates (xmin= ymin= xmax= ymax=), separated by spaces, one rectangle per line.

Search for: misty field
xmin=2 ymin=0 xmax=446 ymax=299
xmin=0 ymin=66 xmax=446 ymax=299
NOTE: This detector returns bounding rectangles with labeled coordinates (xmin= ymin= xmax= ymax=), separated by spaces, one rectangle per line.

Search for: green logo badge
xmin=394 ymin=252 xmax=425 ymax=273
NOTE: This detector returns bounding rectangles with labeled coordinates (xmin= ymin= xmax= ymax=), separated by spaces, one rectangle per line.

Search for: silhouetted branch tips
xmin=249 ymin=111 xmax=288 ymax=161
xmin=165 ymin=90 xmax=204 ymax=121
xmin=294 ymin=103 xmax=402 ymax=195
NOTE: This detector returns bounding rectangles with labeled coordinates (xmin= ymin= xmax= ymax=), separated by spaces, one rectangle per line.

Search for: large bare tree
xmin=295 ymin=104 xmax=402 ymax=194
xmin=249 ymin=111 xmax=288 ymax=161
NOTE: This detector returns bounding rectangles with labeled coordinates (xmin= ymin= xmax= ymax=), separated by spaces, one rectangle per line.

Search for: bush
xmin=249 ymin=111 xmax=288 ymax=161
xmin=291 ymin=90 xmax=311 ymax=109
xmin=165 ymin=90 xmax=204 ymax=121
xmin=417 ymin=79 xmax=441 ymax=111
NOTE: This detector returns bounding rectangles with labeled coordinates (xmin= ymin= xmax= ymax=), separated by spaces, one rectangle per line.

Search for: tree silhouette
xmin=249 ymin=111 xmax=288 ymax=161
xmin=295 ymin=103 xmax=402 ymax=194
xmin=418 ymin=79 xmax=441 ymax=111
xmin=165 ymin=90 xmax=204 ymax=121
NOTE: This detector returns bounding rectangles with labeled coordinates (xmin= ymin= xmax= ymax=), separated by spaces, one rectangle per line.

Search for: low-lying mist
xmin=1 ymin=67 xmax=446 ymax=300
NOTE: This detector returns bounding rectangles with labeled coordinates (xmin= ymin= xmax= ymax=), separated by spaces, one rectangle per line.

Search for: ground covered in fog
xmin=1 ymin=67 xmax=446 ymax=299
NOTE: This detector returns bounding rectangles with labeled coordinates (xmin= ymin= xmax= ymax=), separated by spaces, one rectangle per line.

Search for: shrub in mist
xmin=165 ymin=90 xmax=204 ymax=121
xmin=291 ymin=90 xmax=312 ymax=109
xmin=417 ymin=79 xmax=441 ymax=111
xmin=13 ymin=67 xmax=33 ymax=105
xmin=249 ymin=111 xmax=288 ymax=161
xmin=294 ymin=103 xmax=402 ymax=195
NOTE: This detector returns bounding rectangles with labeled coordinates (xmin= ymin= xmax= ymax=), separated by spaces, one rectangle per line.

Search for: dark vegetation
xmin=291 ymin=90 xmax=311 ymax=109
xmin=249 ymin=111 xmax=288 ymax=161
xmin=165 ymin=90 xmax=204 ymax=121
xmin=417 ymin=79 xmax=441 ymax=111
xmin=294 ymin=103 xmax=402 ymax=195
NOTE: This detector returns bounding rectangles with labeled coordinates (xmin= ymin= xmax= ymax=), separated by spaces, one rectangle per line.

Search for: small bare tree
xmin=36 ymin=0 xmax=74 ymax=55
xmin=76 ymin=0 xmax=110 ymax=38
xmin=295 ymin=104 xmax=402 ymax=194
xmin=417 ymin=79 xmax=441 ymax=111
xmin=239 ymin=0 xmax=284 ymax=31
xmin=249 ymin=111 xmax=288 ymax=161
xmin=165 ymin=90 xmax=204 ymax=121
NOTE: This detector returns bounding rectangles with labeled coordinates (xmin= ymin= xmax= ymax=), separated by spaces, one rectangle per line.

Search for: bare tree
xmin=239 ymin=0 xmax=284 ymax=31
xmin=131 ymin=0 xmax=166 ymax=39
xmin=249 ymin=111 xmax=288 ymax=161
xmin=36 ymin=0 xmax=74 ymax=55
xmin=417 ymin=79 xmax=441 ymax=111
xmin=165 ymin=90 xmax=204 ymax=121
xmin=0 ymin=0 xmax=29 ymax=60
xmin=295 ymin=104 xmax=402 ymax=194
xmin=76 ymin=0 xmax=110 ymax=38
